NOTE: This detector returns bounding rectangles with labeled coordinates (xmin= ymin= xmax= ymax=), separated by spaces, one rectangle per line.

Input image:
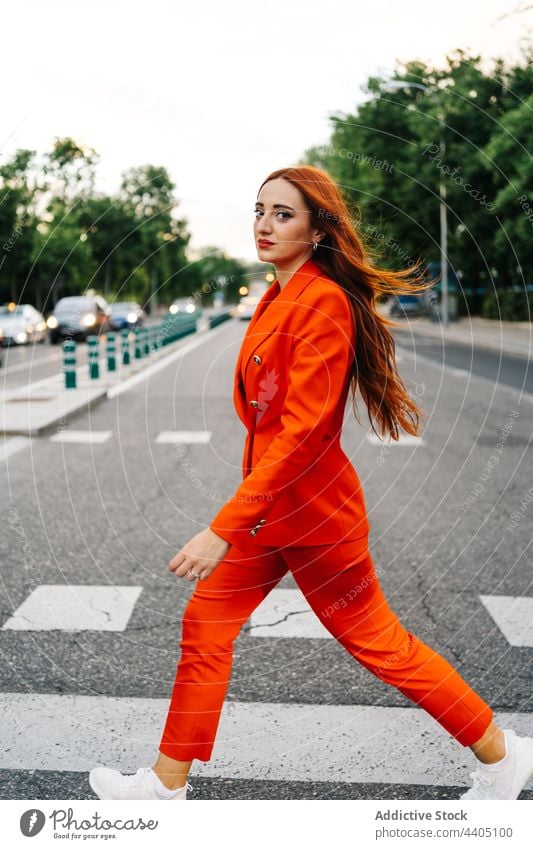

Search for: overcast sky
xmin=2 ymin=0 xmax=531 ymax=263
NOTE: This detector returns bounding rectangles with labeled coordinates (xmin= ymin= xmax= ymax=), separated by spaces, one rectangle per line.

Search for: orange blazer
xmin=209 ymin=256 xmax=370 ymax=552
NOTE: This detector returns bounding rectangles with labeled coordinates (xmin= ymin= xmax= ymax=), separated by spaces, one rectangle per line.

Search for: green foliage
xmin=0 ymin=142 xmax=221 ymax=311
xmin=192 ymin=248 xmax=247 ymax=306
xmin=482 ymin=288 xmax=533 ymax=321
xmin=304 ymin=46 xmax=533 ymax=317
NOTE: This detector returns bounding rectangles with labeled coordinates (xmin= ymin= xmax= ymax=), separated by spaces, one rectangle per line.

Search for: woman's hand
xmin=167 ymin=527 xmax=231 ymax=582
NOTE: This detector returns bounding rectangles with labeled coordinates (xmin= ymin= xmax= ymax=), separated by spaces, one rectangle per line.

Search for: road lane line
xmin=155 ymin=431 xmax=212 ymax=444
xmin=366 ymin=434 xmax=426 ymax=446
xmin=49 ymin=430 xmax=112 ymax=444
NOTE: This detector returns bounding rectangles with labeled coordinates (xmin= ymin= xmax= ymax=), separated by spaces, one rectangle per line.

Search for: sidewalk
xmin=381 ymin=309 xmax=532 ymax=360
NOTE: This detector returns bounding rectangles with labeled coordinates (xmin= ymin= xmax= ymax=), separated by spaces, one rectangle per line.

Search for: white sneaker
xmin=460 ymin=728 xmax=533 ymax=800
xmin=89 ymin=765 xmax=193 ymax=800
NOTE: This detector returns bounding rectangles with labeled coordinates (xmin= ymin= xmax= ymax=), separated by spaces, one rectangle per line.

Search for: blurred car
xmin=0 ymin=303 xmax=48 ymax=345
xmin=389 ymin=294 xmax=428 ymax=318
xmin=236 ymin=295 xmax=261 ymax=320
xmin=0 ymin=327 xmax=4 ymax=365
xmin=47 ymin=295 xmax=110 ymax=343
xmin=108 ymin=301 xmax=145 ymax=330
xmin=169 ymin=297 xmax=203 ymax=318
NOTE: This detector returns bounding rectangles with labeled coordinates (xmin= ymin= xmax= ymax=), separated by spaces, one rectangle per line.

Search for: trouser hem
xmin=158 ymin=743 xmax=212 ymax=762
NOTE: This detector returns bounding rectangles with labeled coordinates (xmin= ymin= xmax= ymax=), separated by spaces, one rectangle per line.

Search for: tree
xmin=303 ymin=47 xmax=533 ymax=309
xmin=119 ymin=165 xmax=191 ymax=309
xmin=0 ymin=149 xmax=39 ymax=303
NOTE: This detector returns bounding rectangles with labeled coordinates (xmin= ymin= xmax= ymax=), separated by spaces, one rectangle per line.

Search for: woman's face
xmin=254 ymin=177 xmax=322 ymax=267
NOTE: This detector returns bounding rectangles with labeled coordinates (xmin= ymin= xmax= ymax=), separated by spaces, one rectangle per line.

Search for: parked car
xmin=108 ymin=301 xmax=145 ymax=330
xmin=236 ymin=294 xmax=261 ymax=320
xmin=47 ymin=295 xmax=110 ymax=343
xmin=169 ymin=297 xmax=203 ymax=318
xmin=389 ymin=294 xmax=428 ymax=318
xmin=0 ymin=303 xmax=47 ymax=345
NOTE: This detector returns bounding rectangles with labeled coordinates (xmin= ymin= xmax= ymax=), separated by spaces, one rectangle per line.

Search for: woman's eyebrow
xmin=255 ymin=202 xmax=296 ymax=211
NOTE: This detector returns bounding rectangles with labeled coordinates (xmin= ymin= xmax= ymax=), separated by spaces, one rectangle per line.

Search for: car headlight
xmin=186 ymin=304 xmax=195 ymax=313
xmin=127 ymin=312 xmax=137 ymax=322
xmin=82 ymin=313 xmax=96 ymax=327
xmin=47 ymin=316 xmax=59 ymax=328
xmin=16 ymin=331 xmax=27 ymax=343
xmin=169 ymin=305 xmax=178 ymax=314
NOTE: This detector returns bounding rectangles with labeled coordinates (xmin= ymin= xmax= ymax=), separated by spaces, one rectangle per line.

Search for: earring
xmin=312 ymin=240 xmax=319 ymax=252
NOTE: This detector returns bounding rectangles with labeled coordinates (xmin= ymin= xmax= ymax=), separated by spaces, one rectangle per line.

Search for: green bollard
xmin=87 ymin=335 xmax=99 ymax=379
xmin=143 ymin=326 xmax=150 ymax=356
xmin=63 ymin=339 xmax=77 ymax=389
xmin=121 ymin=329 xmax=130 ymax=365
xmin=134 ymin=326 xmax=143 ymax=359
xmin=107 ymin=333 xmax=116 ymax=372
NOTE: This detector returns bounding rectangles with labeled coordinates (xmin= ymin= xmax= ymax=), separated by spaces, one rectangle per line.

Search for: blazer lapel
xmin=233 ymin=258 xmax=323 ymax=422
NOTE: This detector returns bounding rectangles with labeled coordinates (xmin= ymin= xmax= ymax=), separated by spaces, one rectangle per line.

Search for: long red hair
xmin=258 ymin=165 xmax=435 ymax=441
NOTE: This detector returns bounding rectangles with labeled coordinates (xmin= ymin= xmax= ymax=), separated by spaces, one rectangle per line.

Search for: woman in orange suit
xmin=90 ymin=165 xmax=533 ymax=801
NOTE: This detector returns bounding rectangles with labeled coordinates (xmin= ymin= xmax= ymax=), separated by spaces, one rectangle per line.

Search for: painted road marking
xmin=155 ymin=430 xmax=212 ymax=444
xmin=1 ymin=585 xmax=143 ymax=631
xmin=366 ymin=434 xmax=425 ymax=446
xmin=49 ymin=430 xmax=112 ymax=444
xmin=249 ymin=589 xmax=330 ymax=638
xmin=0 ymin=693 xmax=531 ymax=787
xmin=479 ymin=595 xmax=533 ymax=648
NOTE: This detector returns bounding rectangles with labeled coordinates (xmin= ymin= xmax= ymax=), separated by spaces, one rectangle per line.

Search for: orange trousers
xmin=158 ymin=540 xmax=493 ymax=762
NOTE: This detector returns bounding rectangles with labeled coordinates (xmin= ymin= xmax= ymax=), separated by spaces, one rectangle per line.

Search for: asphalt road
xmin=1 ymin=317 xmax=531 ymax=800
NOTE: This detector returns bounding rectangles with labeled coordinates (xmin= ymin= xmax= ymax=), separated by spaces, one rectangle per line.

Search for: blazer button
xmin=258 ymin=518 xmax=266 ymax=525
xmin=249 ymin=400 xmax=260 ymax=408
xmin=253 ymin=355 xmax=262 ymax=365
xmin=250 ymin=528 xmax=257 ymax=536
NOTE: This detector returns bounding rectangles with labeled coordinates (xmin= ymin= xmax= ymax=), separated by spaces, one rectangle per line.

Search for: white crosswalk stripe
xmin=249 ymin=589 xmax=331 ymax=638
xmin=1 ymin=586 xmax=142 ymax=631
xmin=2 ymin=692 xmax=531 ymax=788
xmin=479 ymin=595 xmax=533 ymax=648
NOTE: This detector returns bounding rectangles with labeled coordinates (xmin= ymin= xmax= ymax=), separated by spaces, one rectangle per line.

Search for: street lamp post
xmin=382 ymin=80 xmax=449 ymax=328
